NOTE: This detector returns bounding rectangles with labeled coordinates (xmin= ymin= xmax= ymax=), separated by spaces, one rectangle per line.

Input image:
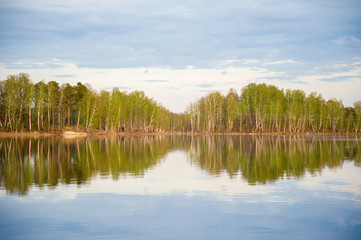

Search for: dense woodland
xmin=0 ymin=73 xmax=361 ymax=134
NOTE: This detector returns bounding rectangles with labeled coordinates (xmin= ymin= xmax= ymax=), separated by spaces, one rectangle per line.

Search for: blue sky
xmin=0 ymin=0 xmax=360 ymax=112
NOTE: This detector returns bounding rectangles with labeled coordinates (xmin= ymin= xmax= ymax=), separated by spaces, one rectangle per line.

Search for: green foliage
xmin=353 ymin=101 xmax=361 ymax=134
xmin=224 ymin=89 xmax=239 ymax=132
xmin=185 ymin=83 xmax=358 ymax=134
xmin=0 ymin=74 xmax=360 ymax=133
xmin=1 ymin=74 xmax=33 ymax=131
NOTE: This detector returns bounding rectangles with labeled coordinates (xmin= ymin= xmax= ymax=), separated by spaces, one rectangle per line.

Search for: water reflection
xmin=0 ymin=136 xmax=186 ymax=195
xmin=188 ymin=136 xmax=361 ymax=184
xmin=0 ymin=135 xmax=360 ymax=195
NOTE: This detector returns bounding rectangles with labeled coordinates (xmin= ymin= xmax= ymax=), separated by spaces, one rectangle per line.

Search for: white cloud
xmin=266 ymin=64 xmax=361 ymax=106
xmin=4 ymin=58 xmax=78 ymax=70
xmin=264 ymin=59 xmax=301 ymax=65
xmin=242 ymin=59 xmax=261 ymax=64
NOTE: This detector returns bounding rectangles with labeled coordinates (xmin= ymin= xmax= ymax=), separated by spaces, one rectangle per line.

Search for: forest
xmin=0 ymin=73 xmax=360 ymax=134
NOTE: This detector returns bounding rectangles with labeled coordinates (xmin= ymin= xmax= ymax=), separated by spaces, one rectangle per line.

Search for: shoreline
xmin=0 ymin=131 xmax=359 ymax=137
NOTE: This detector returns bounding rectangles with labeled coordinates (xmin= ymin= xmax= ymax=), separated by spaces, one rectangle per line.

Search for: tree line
xmin=0 ymin=73 xmax=183 ymax=133
xmin=0 ymin=73 xmax=360 ymax=134
xmin=185 ymin=83 xmax=361 ymax=134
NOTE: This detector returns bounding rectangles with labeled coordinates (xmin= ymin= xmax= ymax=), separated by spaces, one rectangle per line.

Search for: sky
xmin=0 ymin=0 xmax=360 ymax=113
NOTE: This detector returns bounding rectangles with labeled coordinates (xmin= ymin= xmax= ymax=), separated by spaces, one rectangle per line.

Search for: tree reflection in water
xmin=0 ymin=135 xmax=360 ymax=195
xmin=188 ymin=136 xmax=361 ymax=184
xmin=0 ymin=136 xmax=184 ymax=195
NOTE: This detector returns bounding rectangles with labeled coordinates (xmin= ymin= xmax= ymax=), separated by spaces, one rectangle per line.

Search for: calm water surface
xmin=0 ymin=136 xmax=361 ymax=239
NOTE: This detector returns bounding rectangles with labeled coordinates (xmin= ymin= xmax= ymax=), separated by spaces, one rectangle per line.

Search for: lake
xmin=0 ymin=135 xmax=361 ymax=239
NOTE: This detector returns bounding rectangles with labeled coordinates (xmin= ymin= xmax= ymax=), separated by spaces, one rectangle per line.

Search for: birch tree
xmin=34 ymin=81 xmax=46 ymax=131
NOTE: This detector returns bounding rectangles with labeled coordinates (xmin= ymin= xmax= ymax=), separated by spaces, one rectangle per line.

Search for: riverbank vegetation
xmin=1 ymin=73 xmax=360 ymax=134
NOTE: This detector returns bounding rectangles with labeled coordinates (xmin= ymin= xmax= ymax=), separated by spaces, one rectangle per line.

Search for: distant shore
xmin=0 ymin=131 xmax=358 ymax=137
